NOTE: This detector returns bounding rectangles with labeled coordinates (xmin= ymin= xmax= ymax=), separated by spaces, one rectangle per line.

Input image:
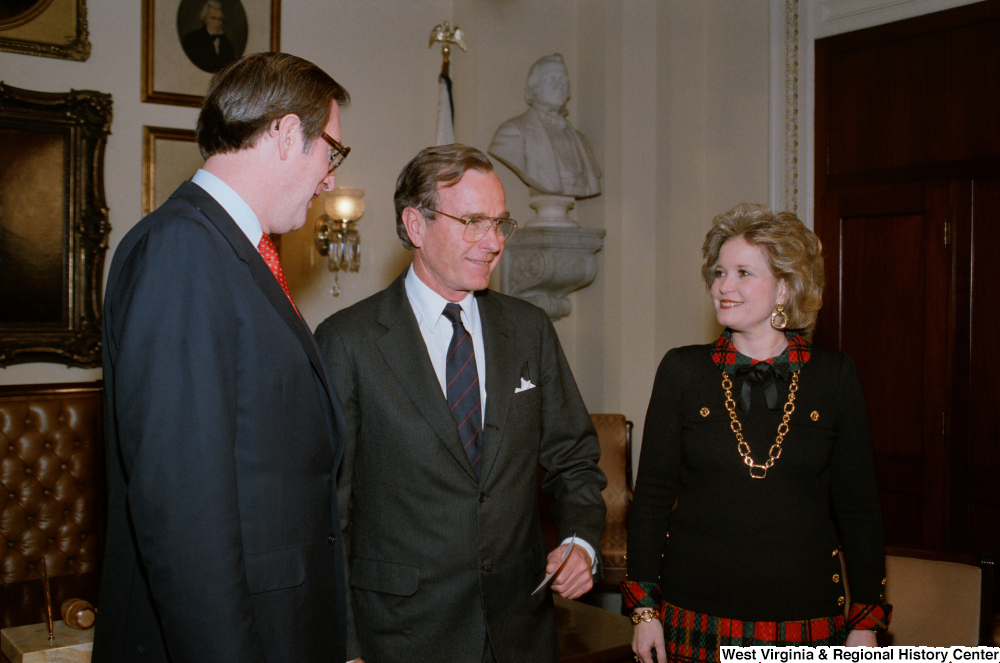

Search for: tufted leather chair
xmin=0 ymin=383 xmax=104 ymax=587
xmin=589 ymin=414 xmax=633 ymax=589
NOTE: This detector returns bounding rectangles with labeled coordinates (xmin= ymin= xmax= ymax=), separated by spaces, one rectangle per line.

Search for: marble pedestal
xmin=1 ymin=621 xmax=93 ymax=663
xmin=500 ymin=224 xmax=605 ymax=320
xmin=527 ymin=194 xmax=579 ymax=227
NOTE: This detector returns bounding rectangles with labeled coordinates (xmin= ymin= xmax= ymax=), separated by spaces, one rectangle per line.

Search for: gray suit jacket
xmin=315 ymin=271 xmax=606 ymax=663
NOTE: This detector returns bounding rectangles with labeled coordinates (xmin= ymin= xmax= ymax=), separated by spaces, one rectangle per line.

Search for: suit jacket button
xmin=328 ymin=533 xmax=336 ymax=545
xmin=482 ymin=563 xmax=492 ymax=572
xmin=479 ymin=492 xmax=486 ymax=503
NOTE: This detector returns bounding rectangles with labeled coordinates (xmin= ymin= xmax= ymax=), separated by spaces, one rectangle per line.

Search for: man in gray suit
xmin=315 ymin=144 xmax=606 ymax=663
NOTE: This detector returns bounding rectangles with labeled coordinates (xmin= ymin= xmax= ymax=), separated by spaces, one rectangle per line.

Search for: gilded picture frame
xmin=0 ymin=0 xmax=91 ymax=61
xmin=142 ymin=126 xmax=201 ymax=216
xmin=142 ymin=0 xmax=280 ymax=108
xmin=0 ymin=83 xmax=112 ymax=367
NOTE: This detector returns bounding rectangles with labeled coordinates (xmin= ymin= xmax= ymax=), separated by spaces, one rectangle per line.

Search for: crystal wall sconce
xmin=314 ymin=186 xmax=364 ymax=296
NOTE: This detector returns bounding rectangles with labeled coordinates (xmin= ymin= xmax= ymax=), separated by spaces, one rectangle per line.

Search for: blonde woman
xmin=622 ymin=205 xmax=891 ymax=663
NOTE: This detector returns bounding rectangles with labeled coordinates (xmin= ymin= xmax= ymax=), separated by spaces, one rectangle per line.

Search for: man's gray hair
xmin=199 ymin=0 xmax=223 ymax=22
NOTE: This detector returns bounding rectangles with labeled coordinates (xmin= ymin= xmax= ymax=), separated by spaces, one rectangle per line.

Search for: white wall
xmin=274 ymin=0 xmax=451 ymax=316
xmin=0 ymin=1 xmax=774 ymax=470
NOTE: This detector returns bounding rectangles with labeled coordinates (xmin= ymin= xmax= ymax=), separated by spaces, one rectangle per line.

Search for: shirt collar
xmin=711 ymin=328 xmax=811 ymax=376
xmin=191 ymin=169 xmax=263 ymax=247
xmin=404 ymin=266 xmax=477 ymax=334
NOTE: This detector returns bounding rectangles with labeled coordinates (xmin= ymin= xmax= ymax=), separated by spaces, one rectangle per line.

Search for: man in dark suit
xmin=181 ymin=0 xmax=236 ymax=73
xmin=93 ymin=53 xmax=352 ymax=663
xmin=315 ymin=144 xmax=607 ymax=663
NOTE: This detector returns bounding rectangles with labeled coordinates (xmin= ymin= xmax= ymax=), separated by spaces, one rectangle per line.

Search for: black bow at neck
xmin=735 ymin=361 xmax=790 ymax=413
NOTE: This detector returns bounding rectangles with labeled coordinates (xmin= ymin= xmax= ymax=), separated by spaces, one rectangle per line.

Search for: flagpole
xmin=429 ymin=21 xmax=466 ymax=145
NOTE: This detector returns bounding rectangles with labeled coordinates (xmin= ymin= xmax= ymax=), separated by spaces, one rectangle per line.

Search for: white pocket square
xmin=514 ymin=378 xmax=536 ymax=393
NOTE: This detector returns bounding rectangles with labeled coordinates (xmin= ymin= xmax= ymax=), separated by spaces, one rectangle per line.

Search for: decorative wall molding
xmin=784 ymin=0 xmax=800 ymax=215
xmin=769 ymin=0 xmax=803 ymax=218
xmin=812 ymin=0 xmax=979 ymax=38
xmin=821 ymin=0 xmax=915 ymax=23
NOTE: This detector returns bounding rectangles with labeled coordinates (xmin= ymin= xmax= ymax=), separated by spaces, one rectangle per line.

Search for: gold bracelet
xmin=630 ymin=609 xmax=658 ymax=624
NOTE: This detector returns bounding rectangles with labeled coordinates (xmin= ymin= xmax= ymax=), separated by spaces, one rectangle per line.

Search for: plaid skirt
xmin=660 ymin=601 xmax=848 ymax=662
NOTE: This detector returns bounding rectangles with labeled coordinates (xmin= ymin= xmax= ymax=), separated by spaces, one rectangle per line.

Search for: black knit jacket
xmin=626 ymin=343 xmax=887 ymax=621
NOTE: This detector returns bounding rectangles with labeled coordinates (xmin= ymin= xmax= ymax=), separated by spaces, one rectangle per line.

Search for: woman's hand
xmin=632 ymin=611 xmax=665 ymax=663
xmin=845 ymin=629 xmax=878 ymax=647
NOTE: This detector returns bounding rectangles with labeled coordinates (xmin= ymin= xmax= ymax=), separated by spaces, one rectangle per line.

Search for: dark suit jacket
xmin=315 ymin=271 xmax=606 ymax=663
xmin=93 ymin=181 xmax=347 ymax=663
xmin=628 ymin=343 xmax=887 ymax=621
xmin=181 ymin=26 xmax=236 ymax=73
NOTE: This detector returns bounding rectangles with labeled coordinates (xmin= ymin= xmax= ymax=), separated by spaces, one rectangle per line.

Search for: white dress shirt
xmin=403 ymin=267 xmax=598 ymax=574
xmin=191 ymin=169 xmax=262 ymax=246
xmin=404 ymin=266 xmax=488 ymax=419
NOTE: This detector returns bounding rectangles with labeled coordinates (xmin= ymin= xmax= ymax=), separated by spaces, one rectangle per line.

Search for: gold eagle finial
xmin=429 ymin=21 xmax=467 ymax=75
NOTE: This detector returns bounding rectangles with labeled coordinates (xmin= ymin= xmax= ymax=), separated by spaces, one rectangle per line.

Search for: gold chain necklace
xmin=721 ymin=369 xmax=799 ymax=479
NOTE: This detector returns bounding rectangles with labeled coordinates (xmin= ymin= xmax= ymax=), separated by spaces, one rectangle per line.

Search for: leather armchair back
xmin=590 ymin=414 xmax=632 ymax=585
xmin=0 ymin=383 xmax=104 ymax=585
xmin=876 ymin=547 xmax=996 ymax=646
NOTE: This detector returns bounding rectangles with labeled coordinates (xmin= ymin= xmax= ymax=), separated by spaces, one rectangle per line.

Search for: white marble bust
xmin=488 ymin=54 xmax=601 ymax=199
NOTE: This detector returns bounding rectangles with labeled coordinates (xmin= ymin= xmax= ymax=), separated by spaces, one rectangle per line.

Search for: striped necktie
xmin=443 ymin=303 xmax=483 ymax=477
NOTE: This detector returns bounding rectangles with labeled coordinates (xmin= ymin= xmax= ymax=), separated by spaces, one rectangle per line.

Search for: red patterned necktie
xmin=257 ymin=234 xmax=299 ymax=315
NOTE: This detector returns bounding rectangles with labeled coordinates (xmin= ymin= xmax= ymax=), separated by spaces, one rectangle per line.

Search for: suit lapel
xmin=174 ymin=182 xmax=338 ymax=407
xmin=478 ymin=291 xmax=518 ymax=484
xmin=375 ymin=274 xmax=478 ymax=482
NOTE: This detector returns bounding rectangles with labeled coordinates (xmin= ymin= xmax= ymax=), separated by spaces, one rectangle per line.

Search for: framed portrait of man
xmin=0 ymin=83 xmax=111 ymax=367
xmin=142 ymin=0 xmax=279 ymax=107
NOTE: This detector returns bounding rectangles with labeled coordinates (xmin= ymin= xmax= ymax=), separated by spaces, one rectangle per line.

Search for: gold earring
xmin=770 ymin=303 xmax=787 ymax=330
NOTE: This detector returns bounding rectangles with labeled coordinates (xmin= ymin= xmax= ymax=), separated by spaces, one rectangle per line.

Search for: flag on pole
xmin=436 ymin=71 xmax=454 ymax=145
xmin=429 ymin=21 xmax=464 ymax=145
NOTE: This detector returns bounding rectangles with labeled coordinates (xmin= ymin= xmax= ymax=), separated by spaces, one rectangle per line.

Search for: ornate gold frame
xmin=0 ymin=83 xmax=112 ymax=367
xmin=142 ymin=0 xmax=281 ymax=107
xmin=142 ymin=126 xmax=199 ymax=216
xmin=0 ymin=0 xmax=91 ymax=61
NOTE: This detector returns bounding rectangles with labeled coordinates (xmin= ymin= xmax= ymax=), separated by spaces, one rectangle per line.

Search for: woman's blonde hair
xmin=701 ymin=203 xmax=825 ymax=333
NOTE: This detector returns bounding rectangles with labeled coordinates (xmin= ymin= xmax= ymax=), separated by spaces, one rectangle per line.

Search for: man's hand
xmin=546 ymin=543 xmax=593 ymax=599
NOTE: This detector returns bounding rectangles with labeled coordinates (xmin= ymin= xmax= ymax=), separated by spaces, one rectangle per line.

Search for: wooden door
xmin=815 ymin=1 xmax=1000 ymax=559
xmin=955 ymin=179 xmax=1000 ymax=554
xmin=815 ymin=186 xmax=951 ymax=548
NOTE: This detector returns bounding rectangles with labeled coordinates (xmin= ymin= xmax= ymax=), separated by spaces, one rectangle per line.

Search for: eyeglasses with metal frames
xmin=319 ymin=132 xmax=351 ymax=174
xmin=421 ymin=207 xmax=518 ymax=243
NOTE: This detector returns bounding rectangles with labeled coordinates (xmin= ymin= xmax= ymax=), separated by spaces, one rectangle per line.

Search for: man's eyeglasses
xmin=422 ymin=208 xmax=518 ymax=243
xmin=320 ymin=132 xmax=350 ymax=174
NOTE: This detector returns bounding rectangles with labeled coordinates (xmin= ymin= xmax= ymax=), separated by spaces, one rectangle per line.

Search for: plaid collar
xmin=712 ymin=329 xmax=811 ymax=376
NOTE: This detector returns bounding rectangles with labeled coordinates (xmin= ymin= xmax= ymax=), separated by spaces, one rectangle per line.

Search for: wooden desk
xmin=555 ymin=595 xmax=634 ymax=662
